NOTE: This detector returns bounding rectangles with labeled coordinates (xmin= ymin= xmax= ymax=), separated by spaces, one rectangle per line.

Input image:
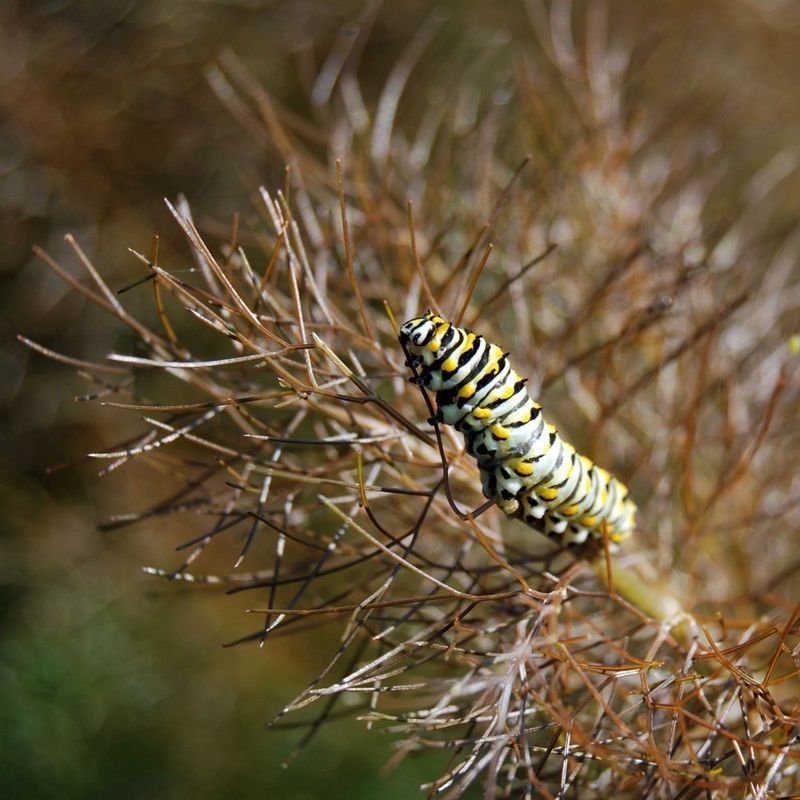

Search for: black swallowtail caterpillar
xmin=399 ymin=311 xmax=636 ymax=546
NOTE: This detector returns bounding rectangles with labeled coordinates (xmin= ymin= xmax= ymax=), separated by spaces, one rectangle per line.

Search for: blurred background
xmin=2 ymin=1 xmax=799 ymax=798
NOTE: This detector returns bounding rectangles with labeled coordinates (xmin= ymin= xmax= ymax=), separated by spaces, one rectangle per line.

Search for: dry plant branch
xmin=23 ymin=8 xmax=800 ymax=798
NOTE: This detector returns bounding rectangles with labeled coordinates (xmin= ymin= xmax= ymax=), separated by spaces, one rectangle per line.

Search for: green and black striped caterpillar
xmin=399 ymin=310 xmax=636 ymax=546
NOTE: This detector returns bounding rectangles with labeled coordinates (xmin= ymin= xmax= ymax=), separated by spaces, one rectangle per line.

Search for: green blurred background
xmin=3 ymin=1 xmax=800 ymax=797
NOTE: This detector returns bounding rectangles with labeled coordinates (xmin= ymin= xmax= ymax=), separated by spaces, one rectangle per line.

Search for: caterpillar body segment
xmin=400 ymin=311 xmax=636 ymax=546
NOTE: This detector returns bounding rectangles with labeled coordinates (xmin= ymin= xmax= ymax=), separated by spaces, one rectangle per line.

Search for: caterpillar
xmin=399 ymin=310 xmax=636 ymax=547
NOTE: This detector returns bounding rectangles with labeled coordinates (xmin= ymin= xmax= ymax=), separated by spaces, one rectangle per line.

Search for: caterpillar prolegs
xmin=399 ymin=311 xmax=636 ymax=547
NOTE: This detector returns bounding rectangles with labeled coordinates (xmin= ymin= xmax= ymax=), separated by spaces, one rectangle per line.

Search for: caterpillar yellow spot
xmin=472 ymin=408 xmax=492 ymax=419
xmin=458 ymin=383 xmax=476 ymax=399
xmin=490 ymin=424 xmax=510 ymax=440
xmin=536 ymin=486 xmax=560 ymax=501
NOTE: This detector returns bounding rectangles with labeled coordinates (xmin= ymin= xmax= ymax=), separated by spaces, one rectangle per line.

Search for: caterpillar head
xmin=399 ymin=309 xmax=447 ymax=352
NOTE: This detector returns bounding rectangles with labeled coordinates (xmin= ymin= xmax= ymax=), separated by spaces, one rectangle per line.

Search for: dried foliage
xmin=22 ymin=4 xmax=800 ymax=798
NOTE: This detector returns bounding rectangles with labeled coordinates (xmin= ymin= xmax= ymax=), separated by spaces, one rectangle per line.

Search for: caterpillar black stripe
xmin=399 ymin=311 xmax=636 ymax=546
